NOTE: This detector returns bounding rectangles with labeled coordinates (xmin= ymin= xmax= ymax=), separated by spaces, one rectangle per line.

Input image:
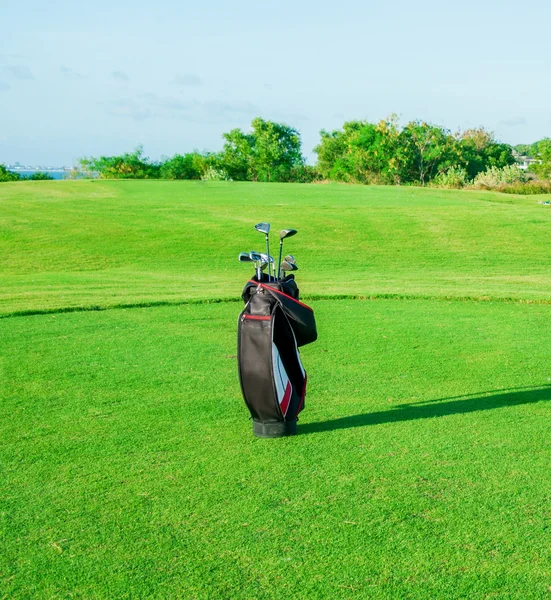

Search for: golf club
xmin=280 ymin=260 xmax=298 ymax=277
xmin=249 ymin=251 xmax=263 ymax=280
xmin=277 ymin=229 xmax=297 ymax=280
xmin=254 ymin=223 xmax=271 ymax=281
xmin=260 ymin=253 xmax=275 ymax=277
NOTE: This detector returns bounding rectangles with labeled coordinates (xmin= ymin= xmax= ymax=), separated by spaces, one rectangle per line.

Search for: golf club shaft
xmin=265 ymin=236 xmax=271 ymax=281
xmin=277 ymin=240 xmax=283 ymax=282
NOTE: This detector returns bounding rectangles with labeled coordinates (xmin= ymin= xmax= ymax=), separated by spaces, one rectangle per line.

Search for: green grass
xmin=1 ymin=180 xmax=551 ymax=316
xmin=2 ymin=181 xmax=551 ymax=598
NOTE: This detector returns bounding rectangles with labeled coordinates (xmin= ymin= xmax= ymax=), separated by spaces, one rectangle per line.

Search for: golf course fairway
xmin=1 ymin=180 xmax=551 ymax=598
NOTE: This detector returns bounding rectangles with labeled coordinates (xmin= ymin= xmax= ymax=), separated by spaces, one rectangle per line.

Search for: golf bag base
xmin=238 ymin=274 xmax=317 ymax=438
xmin=252 ymin=419 xmax=297 ymax=438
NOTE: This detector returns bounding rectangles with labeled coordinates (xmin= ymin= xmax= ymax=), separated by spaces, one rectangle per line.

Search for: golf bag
xmin=238 ymin=274 xmax=317 ymax=438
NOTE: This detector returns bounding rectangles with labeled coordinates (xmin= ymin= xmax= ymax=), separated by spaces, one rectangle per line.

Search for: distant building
xmin=513 ymin=150 xmax=541 ymax=171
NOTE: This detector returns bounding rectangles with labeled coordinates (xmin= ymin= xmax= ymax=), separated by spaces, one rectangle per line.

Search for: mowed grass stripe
xmin=2 ymin=299 xmax=551 ymax=598
xmin=1 ymin=180 xmax=551 ymax=315
xmin=5 ymin=291 xmax=551 ymax=320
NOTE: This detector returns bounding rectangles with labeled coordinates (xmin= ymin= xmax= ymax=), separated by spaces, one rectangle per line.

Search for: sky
xmin=1 ymin=0 xmax=550 ymax=165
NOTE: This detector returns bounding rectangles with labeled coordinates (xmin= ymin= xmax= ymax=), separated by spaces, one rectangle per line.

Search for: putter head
xmin=255 ymin=222 xmax=270 ymax=236
xmin=280 ymin=228 xmax=297 ymax=241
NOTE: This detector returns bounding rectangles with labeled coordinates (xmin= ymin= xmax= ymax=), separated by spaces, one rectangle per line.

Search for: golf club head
xmin=238 ymin=252 xmax=254 ymax=262
xmin=279 ymin=228 xmax=297 ymax=241
xmin=281 ymin=260 xmax=298 ymax=272
xmin=284 ymin=254 xmax=296 ymax=264
xmin=260 ymin=253 xmax=274 ymax=264
xmin=255 ymin=222 xmax=271 ymax=235
xmin=249 ymin=251 xmax=262 ymax=262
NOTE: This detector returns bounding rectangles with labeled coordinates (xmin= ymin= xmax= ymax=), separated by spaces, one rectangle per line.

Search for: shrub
xmin=80 ymin=146 xmax=161 ymax=179
xmin=288 ymin=164 xmax=321 ymax=183
xmin=23 ymin=171 xmax=54 ymax=181
xmin=160 ymin=153 xmax=202 ymax=180
xmin=0 ymin=164 xmax=20 ymax=182
xmin=201 ymin=167 xmax=232 ymax=181
xmin=431 ymin=166 xmax=470 ymax=189
xmin=67 ymin=162 xmax=99 ymax=179
xmin=499 ymin=181 xmax=551 ymax=195
xmin=473 ymin=165 xmax=527 ymax=189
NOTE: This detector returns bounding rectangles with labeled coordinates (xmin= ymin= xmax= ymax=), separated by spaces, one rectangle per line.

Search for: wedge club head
xmin=277 ymin=229 xmax=298 ymax=280
xmin=255 ymin=223 xmax=272 ymax=281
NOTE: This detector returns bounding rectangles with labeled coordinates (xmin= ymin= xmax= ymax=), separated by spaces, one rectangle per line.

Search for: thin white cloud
xmin=104 ymin=93 xmax=303 ymax=126
xmin=0 ymin=53 xmax=32 ymax=60
xmin=6 ymin=65 xmax=34 ymax=80
xmin=171 ymin=73 xmax=202 ymax=86
xmin=104 ymin=99 xmax=151 ymax=120
xmin=60 ymin=66 xmax=85 ymax=79
xmin=112 ymin=70 xmax=129 ymax=82
xmin=137 ymin=92 xmax=197 ymax=113
xmin=499 ymin=116 xmax=527 ymax=127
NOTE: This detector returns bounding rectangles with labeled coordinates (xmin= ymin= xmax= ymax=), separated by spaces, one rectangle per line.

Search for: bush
xmin=201 ymin=167 xmax=232 ymax=181
xmin=0 ymin=164 xmax=20 ymax=182
xmin=473 ymin=165 xmax=527 ymax=189
xmin=288 ymin=164 xmax=321 ymax=183
xmin=499 ymin=181 xmax=551 ymax=195
xmin=23 ymin=171 xmax=54 ymax=181
xmin=431 ymin=166 xmax=470 ymax=189
xmin=159 ymin=153 xmax=202 ymax=180
xmin=80 ymin=146 xmax=161 ymax=179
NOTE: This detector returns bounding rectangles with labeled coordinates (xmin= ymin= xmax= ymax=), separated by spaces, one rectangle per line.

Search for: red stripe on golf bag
xmin=280 ymin=382 xmax=292 ymax=416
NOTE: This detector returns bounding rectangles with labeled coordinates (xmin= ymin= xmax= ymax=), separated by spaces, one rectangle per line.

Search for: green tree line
xmin=3 ymin=116 xmax=551 ymax=187
xmin=0 ymin=165 xmax=54 ymax=182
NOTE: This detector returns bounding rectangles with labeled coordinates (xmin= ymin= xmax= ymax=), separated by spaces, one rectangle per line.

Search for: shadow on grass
xmin=300 ymin=385 xmax=551 ymax=435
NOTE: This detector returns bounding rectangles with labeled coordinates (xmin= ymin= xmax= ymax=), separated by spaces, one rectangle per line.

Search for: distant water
xmin=14 ymin=170 xmax=67 ymax=180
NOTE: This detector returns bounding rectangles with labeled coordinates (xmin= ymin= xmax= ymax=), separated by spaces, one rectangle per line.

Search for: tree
xmin=458 ymin=128 xmax=515 ymax=180
xmin=314 ymin=118 xmax=403 ymax=184
xmin=399 ymin=121 xmax=457 ymax=185
xmin=530 ymin=138 xmax=551 ymax=180
xmin=220 ymin=118 xmax=306 ymax=182
xmin=220 ymin=129 xmax=255 ymax=181
xmin=250 ymin=118 xmax=304 ymax=182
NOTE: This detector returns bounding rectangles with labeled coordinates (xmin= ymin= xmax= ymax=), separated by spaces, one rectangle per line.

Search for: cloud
xmin=171 ymin=73 xmax=202 ymax=86
xmin=0 ymin=81 xmax=10 ymax=92
xmin=105 ymin=93 xmax=264 ymax=124
xmin=201 ymin=100 xmax=259 ymax=123
xmin=60 ymin=66 xmax=85 ymax=79
xmin=499 ymin=116 xmax=527 ymax=127
xmin=6 ymin=65 xmax=34 ymax=80
xmin=138 ymin=92 xmax=198 ymax=115
xmin=112 ymin=70 xmax=129 ymax=82
xmin=104 ymin=99 xmax=151 ymax=120
xmin=0 ymin=53 xmax=32 ymax=60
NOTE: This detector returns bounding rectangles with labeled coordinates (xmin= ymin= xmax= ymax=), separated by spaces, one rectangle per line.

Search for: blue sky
xmin=1 ymin=0 xmax=549 ymax=165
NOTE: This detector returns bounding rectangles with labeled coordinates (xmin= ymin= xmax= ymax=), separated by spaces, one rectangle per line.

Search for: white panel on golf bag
xmin=272 ymin=343 xmax=292 ymax=417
